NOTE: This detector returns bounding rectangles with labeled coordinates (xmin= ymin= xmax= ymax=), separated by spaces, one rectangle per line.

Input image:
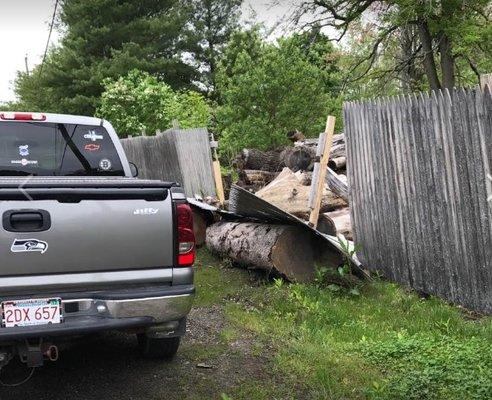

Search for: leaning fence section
xmin=120 ymin=127 xmax=216 ymax=197
xmin=344 ymin=87 xmax=492 ymax=314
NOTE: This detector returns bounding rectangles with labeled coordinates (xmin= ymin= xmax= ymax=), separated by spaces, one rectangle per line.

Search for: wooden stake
xmin=309 ymin=116 xmax=336 ymax=228
xmin=210 ymin=133 xmax=225 ymax=205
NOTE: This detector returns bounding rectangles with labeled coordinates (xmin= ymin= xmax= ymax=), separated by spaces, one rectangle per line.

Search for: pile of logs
xmin=233 ymin=133 xmax=351 ymax=240
xmin=234 ymin=134 xmax=347 ymax=181
xmin=191 ymin=130 xmax=356 ymax=284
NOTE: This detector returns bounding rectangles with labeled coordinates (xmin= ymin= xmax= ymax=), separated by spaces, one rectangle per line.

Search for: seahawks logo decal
xmin=11 ymin=239 xmax=48 ymax=254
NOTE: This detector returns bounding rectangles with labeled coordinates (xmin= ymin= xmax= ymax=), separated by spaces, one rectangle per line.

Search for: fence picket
xmin=345 ymin=87 xmax=492 ymax=313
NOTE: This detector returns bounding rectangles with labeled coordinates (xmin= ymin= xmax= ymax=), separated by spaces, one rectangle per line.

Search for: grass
xmin=193 ymin=248 xmax=492 ymax=400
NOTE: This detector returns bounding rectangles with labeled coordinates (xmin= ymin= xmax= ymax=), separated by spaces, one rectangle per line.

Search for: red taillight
xmin=0 ymin=112 xmax=46 ymax=121
xmin=176 ymin=203 xmax=195 ymax=267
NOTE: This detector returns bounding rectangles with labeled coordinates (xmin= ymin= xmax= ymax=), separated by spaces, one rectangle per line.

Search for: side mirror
xmin=129 ymin=162 xmax=139 ymax=178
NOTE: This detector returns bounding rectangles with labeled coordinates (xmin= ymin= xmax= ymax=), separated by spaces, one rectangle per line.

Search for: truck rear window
xmin=0 ymin=122 xmax=124 ymax=176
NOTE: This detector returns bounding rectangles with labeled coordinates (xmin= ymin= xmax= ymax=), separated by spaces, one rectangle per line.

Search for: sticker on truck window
xmin=84 ymin=144 xmax=100 ymax=152
xmin=84 ymin=130 xmax=103 ymax=142
xmin=11 ymin=239 xmax=48 ymax=254
xmin=99 ymin=158 xmax=112 ymax=170
xmin=11 ymin=159 xmax=38 ymax=166
xmin=19 ymin=145 xmax=29 ymax=157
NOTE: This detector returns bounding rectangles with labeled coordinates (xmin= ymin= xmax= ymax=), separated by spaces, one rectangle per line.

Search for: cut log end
xmin=206 ymin=221 xmax=315 ymax=282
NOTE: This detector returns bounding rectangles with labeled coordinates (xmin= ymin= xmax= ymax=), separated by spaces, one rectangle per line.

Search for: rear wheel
xmin=137 ymin=334 xmax=180 ymax=359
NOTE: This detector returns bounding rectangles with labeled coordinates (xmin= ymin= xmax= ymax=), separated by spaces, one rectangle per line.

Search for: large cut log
xmin=234 ymin=139 xmax=345 ymax=174
xmin=325 ymin=207 xmax=352 ymax=240
xmin=326 ymin=168 xmax=349 ymax=202
xmin=295 ymin=134 xmax=345 ymax=160
xmin=233 ymin=148 xmax=285 ymax=172
xmin=206 ymin=221 xmax=315 ymax=282
xmin=280 ymin=146 xmax=316 ymax=172
xmin=256 ymin=168 xmax=347 ymax=215
xmin=328 ymin=156 xmax=346 ymax=171
xmin=239 ymin=169 xmax=277 ymax=186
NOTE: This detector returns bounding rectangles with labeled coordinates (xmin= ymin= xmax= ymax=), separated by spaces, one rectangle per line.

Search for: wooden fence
xmin=344 ymin=87 xmax=492 ymax=313
xmin=120 ymin=128 xmax=216 ymax=197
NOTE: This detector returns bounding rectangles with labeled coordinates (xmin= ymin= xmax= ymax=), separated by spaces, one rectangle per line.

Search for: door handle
xmin=3 ymin=210 xmax=51 ymax=232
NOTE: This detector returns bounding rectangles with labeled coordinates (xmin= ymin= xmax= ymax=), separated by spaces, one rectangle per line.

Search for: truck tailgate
xmin=0 ymin=178 xmax=176 ymax=276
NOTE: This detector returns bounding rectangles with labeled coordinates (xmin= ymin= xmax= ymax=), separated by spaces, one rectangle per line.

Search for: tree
xmin=97 ymin=70 xmax=210 ymax=137
xmin=216 ymin=28 xmax=342 ymax=159
xmin=15 ymin=0 xmax=196 ymax=116
xmin=185 ymin=0 xmax=243 ymax=94
xmin=292 ymin=0 xmax=492 ymax=91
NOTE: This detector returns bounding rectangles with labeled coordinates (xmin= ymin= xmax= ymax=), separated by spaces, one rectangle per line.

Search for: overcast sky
xmin=0 ymin=0 xmax=296 ymax=103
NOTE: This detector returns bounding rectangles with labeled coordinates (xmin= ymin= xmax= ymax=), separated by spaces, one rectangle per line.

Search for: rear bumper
xmin=0 ymin=285 xmax=194 ymax=341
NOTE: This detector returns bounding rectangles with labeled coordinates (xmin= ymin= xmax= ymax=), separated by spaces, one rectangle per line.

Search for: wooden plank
xmin=210 ymin=133 xmax=225 ymax=205
xmin=308 ymin=116 xmax=336 ymax=228
xmin=212 ymin=161 xmax=225 ymax=204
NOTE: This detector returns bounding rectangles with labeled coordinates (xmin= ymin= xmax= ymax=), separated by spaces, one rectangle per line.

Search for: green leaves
xmin=14 ymin=0 xmax=197 ymax=116
xmin=215 ymin=28 xmax=343 ymax=159
xmin=97 ymin=70 xmax=210 ymax=137
xmin=360 ymin=333 xmax=492 ymax=399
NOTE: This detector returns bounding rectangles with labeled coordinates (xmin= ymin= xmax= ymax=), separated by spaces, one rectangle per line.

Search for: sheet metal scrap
xmin=187 ymin=197 xmax=239 ymax=221
xmin=228 ymin=183 xmax=333 ymax=235
xmin=228 ymin=184 xmax=366 ymax=276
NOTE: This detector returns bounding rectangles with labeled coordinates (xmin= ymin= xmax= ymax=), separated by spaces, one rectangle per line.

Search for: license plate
xmin=2 ymin=298 xmax=62 ymax=328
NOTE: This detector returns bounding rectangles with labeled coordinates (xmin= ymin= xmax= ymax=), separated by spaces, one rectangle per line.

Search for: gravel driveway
xmin=0 ymin=306 xmax=270 ymax=400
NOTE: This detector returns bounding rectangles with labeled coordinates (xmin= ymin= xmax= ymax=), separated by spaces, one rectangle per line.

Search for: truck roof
xmin=0 ymin=112 xmax=105 ymax=126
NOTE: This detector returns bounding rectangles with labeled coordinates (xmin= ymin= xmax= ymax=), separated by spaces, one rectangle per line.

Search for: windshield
xmin=0 ymin=122 xmax=124 ymax=176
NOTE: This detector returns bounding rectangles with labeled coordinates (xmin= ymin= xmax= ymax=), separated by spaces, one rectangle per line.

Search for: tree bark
xmin=234 ymin=148 xmax=285 ymax=171
xmin=439 ymin=33 xmax=455 ymax=89
xmin=206 ymin=221 xmax=315 ymax=282
xmin=417 ymin=20 xmax=441 ymax=91
xmin=280 ymin=146 xmax=317 ymax=172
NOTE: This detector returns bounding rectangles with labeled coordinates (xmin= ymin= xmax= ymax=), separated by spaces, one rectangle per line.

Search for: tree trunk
xmin=280 ymin=146 xmax=316 ymax=172
xmin=206 ymin=221 xmax=315 ymax=282
xmin=234 ymin=148 xmax=285 ymax=171
xmin=439 ymin=33 xmax=455 ymax=89
xmin=417 ymin=20 xmax=441 ymax=91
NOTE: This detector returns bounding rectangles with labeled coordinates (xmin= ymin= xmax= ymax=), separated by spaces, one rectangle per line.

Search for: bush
xmin=97 ymin=70 xmax=210 ymax=137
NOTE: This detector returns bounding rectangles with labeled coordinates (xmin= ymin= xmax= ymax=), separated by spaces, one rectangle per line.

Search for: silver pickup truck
xmin=0 ymin=112 xmax=195 ymax=370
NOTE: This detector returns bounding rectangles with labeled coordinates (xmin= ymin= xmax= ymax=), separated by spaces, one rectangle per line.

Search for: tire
xmin=137 ymin=334 xmax=180 ymax=359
